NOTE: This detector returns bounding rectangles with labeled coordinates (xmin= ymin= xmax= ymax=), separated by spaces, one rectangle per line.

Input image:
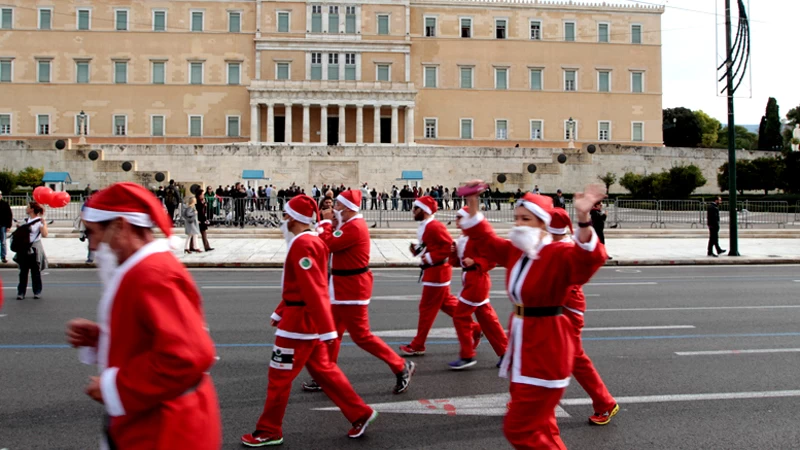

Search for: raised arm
xmin=460 ymin=192 xmax=514 ymax=268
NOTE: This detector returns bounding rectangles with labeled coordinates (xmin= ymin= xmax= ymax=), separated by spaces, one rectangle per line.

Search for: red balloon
xmin=33 ymin=186 xmax=54 ymax=205
xmin=49 ymin=191 xmax=71 ymax=208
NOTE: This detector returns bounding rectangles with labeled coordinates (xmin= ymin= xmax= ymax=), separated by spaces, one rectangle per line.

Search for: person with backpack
xmin=13 ymin=201 xmax=48 ymax=300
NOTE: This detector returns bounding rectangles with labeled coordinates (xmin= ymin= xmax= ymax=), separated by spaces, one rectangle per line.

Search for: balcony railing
xmin=249 ymin=79 xmax=417 ymax=92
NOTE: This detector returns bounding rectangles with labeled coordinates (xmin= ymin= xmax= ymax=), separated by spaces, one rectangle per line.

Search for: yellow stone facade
xmin=0 ymin=0 xmax=663 ymax=147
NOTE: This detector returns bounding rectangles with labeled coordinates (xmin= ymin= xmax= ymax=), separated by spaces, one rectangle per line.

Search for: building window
xmin=189 ymin=116 xmax=203 ymax=137
xmin=1 ymin=8 xmax=12 ymax=29
xmin=0 ymin=59 xmax=12 ymax=83
xmin=495 ymin=68 xmax=508 ymax=90
xmin=153 ymin=10 xmax=166 ymax=31
xmin=530 ymin=120 xmax=543 ymax=140
xmin=190 ymin=62 xmax=203 ymax=84
xmin=328 ymin=6 xmax=339 ymax=34
xmin=229 ymin=11 xmax=241 ymax=33
xmin=76 ymin=61 xmax=90 ymax=83
xmin=0 ymin=114 xmax=10 ymax=134
xmin=39 ymin=8 xmax=52 ymax=30
xmin=631 ymin=71 xmax=644 ymax=93
xmin=276 ymin=62 xmax=290 ymax=80
xmin=228 ymin=62 xmax=241 ymax=85
xmin=424 ymin=66 xmax=437 ymax=88
xmin=460 ymin=17 xmax=471 ymax=38
xmin=344 ymin=53 xmax=356 ymax=80
xmin=598 ymin=70 xmax=610 ymax=92
xmin=227 ymin=116 xmax=240 ymax=137
xmin=378 ymin=14 xmax=389 ymax=35
xmin=278 ymin=11 xmax=290 ymax=32
xmin=565 ymin=120 xmax=577 ymax=140
xmin=376 ymin=64 xmax=390 ymax=81
xmin=425 ymin=16 xmax=436 ymax=37
xmin=424 ymin=118 xmax=437 ymax=139
xmin=115 ymin=9 xmax=128 ymax=31
xmin=564 ymin=70 xmax=576 ymax=91
xmin=114 ymin=115 xmax=127 ymax=136
xmin=38 ymin=60 xmax=51 ymax=83
xmin=460 ymin=66 xmax=473 ymax=89
xmin=564 ymin=21 xmax=575 ymax=41
xmin=345 ymin=6 xmax=356 ymax=34
xmin=152 ymin=61 xmax=165 ymax=84
xmin=114 ymin=61 xmax=128 ymax=84
xmin=496 ymin=120 xmax=508 ymax=140
xmin=151 ymin=115 xmax=165 ymax=137
xmin=530 ymin=20 xmax=541 ymax=40
xmin=75 ymin=114 xmax=90 ymax=135
xmin=495 ymin=19 xmax=507 ymax=39
xmin=599 ymin=121 xmax=610 ymax=141
xmin=191 ymin=11 xmax=204 ymax=32
xmin=37 ymin=115 xmax=49 ymax=135
xmin=631 ymin=24 xmax=642 ymax=44
xmin=327 ymin=54 xmax=339 ymax=80
xmin=311 ymin=53 xmax=322 ymax=80
xmin=311 ymin=5 xmax=322 ymax=32
xmin=632 ymin=122 xmax=644 ymax=142
xmin=460 ymin=118 xmax=473 ymax=139
xmin=598 ymin=23 xmax=609 ymax=43
xmin=77 ymin=9 xmax=90 ymax=31
xmin=530 ymin=69 xmax=542 ymax=90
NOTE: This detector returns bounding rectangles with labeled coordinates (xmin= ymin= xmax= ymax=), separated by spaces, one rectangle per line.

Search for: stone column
xmin=356 ymin=104 xmax=364 ymax=144
xmin=302 ymin=103 xmax=310 ymax=143
xmin=338 ymin=105 xmax=346 ymax=145
xmin=250 ymin=103 xmax=260 ymax=144
xmin=320 ymin=104 xmax=328 ymax=144
xmin=373 ymin=105 xmax=381 ymax=144
xmin=284 ymin=103 xmax=293 ymax=144
xmin=405 ymin=106 xmax=415 ymax=145
xmin=391 ymin=105 xmax=399 ymax=144
xmin=267 ymin=103 xmax=275 ymax=143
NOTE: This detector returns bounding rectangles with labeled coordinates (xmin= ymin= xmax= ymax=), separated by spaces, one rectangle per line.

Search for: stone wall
xmin=0 ymin=140 xmax=778 ymax=195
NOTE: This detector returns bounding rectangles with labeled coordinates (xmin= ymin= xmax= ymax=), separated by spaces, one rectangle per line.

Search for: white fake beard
xmin=456 ymin=235 xmax=468 ymax=259
xmin=334 ymin=209 xmax=344 ymax=230
xmin=95 ymin=243 xmax=120 ymax=287
xmin=279 ymin=219 xmax=293 ymax=244
xmin=508 ymin=226 xmax=543 ymax=258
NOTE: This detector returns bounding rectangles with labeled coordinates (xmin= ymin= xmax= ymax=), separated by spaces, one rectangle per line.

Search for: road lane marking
xmin=371 ymin=326 xmax=695 ymax=338
xmin=585 ymin=325 xmax=695 ymax=331
xmin=559 ymin=390 xmax=800 ymax=406
xmin=200 ymin=285 xmax=281 ymax=290
xmin=589 ymin=305 xmax=800 ymax=312
xmin=676 ymin=348 xmax=800 ymax=356
xmin=586 ymin=282 xmax=658 ymax=286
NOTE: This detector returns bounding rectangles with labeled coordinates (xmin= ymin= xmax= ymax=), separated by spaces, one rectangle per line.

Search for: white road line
xmin=560 ymin=390 xmax=800 ymax=406
xmin=584 ymin=325 xmax=695 ymax=331
xmin=586 ymin=282 xmax=658 ymax=286
xmin=676 ymin=348 xmax=800 ymax=356
xmin=372 ymin=326 xmax=693 ymax=338
xmin=589 ymin=305 xmax=800 ymax=312
xmin=200 ymin=285 xmax=281 ymax=290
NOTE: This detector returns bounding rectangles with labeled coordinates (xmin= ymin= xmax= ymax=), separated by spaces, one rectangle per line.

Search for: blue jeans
xmin=0 ymin=226 xmax=7 ymax=260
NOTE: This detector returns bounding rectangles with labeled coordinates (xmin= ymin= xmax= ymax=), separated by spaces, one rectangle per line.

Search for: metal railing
xmin=5 ymin=194 xmax=85 ymax=225
xmin=611 ymin=200 xmax=791 ymax=228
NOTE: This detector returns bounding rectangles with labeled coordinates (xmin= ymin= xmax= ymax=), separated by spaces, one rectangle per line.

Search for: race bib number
xmin=269 ymin=346 xmax=295 ymax=370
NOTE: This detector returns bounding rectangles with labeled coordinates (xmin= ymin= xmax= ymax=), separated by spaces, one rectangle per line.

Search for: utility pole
xmin=724 ymin=0 xmax=739 ymax=256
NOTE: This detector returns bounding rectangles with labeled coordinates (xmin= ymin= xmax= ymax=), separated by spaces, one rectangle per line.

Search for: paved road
xmin=2 ymin=266 xmax=800 ymax=449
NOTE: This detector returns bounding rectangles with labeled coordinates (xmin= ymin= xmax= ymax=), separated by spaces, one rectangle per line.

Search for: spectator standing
xmin=80 ymin=192 xmax=94 ymax=263
xmin=553 ymin=189 xmax=566 ymax=209
xmin=443 ymin=188 xmax=451 ymax=210
xmin=0 ymin=190 xmax=12 ymax=263
xmin=183 ymin=197 xmax=202 ymax=253
xmin=391 ymin=186 xmax=399 ymax=210
xmin=533 ymin=185 xmax=540 ymax=194
xmin=494 ymin=188 xmax=502 ymax=211
xmin=453 ymin=187 xmax=462 ymax=210
xmin=266 ymin=184 xmax=274 ymax=211
xmin=15 ymin=202 xmax=48 ymax=300
xmin=205 ymin=186 xmax=218 ymax=219
xmin=233 ymin=184 xmax=247 ymax=228
xmin=381 ymin=191 xmax=389 ymax=210
xmin=361 ymin=184 xmax=370 ymax=210
xmin=370 ymin=188 xmax=379 ymax=210
xmin=165 ymin=180 xmax=181 ymax=225
xmin=197 ymin=195 xmax=214 ymax=252
xmin=83 ymin=184 xmax=91 ymax=197
xmin=277 ymin=187 xmax=286 ymax=213
xmin=706 ymin=196 xmax=726 ymax=257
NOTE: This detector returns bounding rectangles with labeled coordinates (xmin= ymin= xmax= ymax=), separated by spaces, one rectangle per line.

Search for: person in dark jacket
xmin=553 ymin=189 xmax=566 ymax=209
xmin=0 ymin=190 xmax=12 ymax=263
xmin=590 ymin=202 xmax=610 ymax=259
xmin=197 ymin=195 xmax=214 ymax=252
xmin=706 ymin=196 xmax=726 ymax=257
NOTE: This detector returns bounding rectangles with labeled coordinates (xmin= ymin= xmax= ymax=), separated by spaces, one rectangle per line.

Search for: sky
xmin=618 ymin=0 xmax=799 ymax=126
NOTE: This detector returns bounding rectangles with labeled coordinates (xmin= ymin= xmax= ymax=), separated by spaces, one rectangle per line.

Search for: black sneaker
xmin=302 ymin=379 xmax=322 ymax=392
xmin=16 ymin=295 xmax=23 ymax=301
xmin=393 ymin=360 xmax=416 ymax=395
xmin=708 ymin=253 xmax=718 ymax=258
xmin=34 ymin=295 xmax=41 ymax=299
xmin=717 ymin=249 xmax=727 ymax=255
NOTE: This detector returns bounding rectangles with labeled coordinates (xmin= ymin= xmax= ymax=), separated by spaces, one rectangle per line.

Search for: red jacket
xmin=318 ymin=215 xmax=373 ymax=305
xmin=271 ymin=231 xmax=337 ymax=341
xmin=450 ymin=233 xmax=495 ymax=306
xmin=463 ymin=214 xmax=606 ymax=388
xmin=415 ymin=217 xmax=453 ymax=286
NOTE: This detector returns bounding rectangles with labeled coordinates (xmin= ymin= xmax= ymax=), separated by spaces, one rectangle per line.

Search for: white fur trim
xmin=456 ymin=208 xmax=470 ymax=218
xmin=564 ymin=306 xmax=584 ymax=316
xmin=336 ymin=194 xmax=359 ymax=212
xmin=317 ymin=219 xmax=332 ymax=226
xmin=285 ymin=203 xmax=313 ymax=224
xmin=547 ymin=225 xmax=570 ymax=235
xmin=101 ymin=367 xmax=126 ymax=417
xmin=423 ymin=253 xmax=433 ymax=265
xmin=422 ymin=281 xmax=451 ymax=287
xmin=318 ymin=331 xmax=338 ymax=341
xmin=460 ymin=212 xmax=484 ymax=230
xmin=504 ymin=316 xmax=572 ymax=388
xmin=516 ymin=200 xmax=551 ymax=226
xmin=82 ymin=207 xmax=154 ymax=228
xmin=413 ymin=200 xmax=432 ymax=215
xmin=573 ymin=226 xmax=599 ymax=252
xmin=331 ymin=299 xmax=371 ymax=305
xmin=270 ymin=312 xmax=282 ymax=322
xmin=275 ymin=329 xmax=321 ymax=340
xmin=458 ymin=296 xmax=490 ymax=307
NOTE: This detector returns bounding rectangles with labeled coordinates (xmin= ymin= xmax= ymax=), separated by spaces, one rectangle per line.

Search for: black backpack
xmin=10 ymin=219 xmax=40 ymax=254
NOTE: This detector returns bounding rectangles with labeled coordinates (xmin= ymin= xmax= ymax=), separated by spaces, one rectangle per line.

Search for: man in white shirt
xmin=266 ymin=185 xmax=274 ymax=211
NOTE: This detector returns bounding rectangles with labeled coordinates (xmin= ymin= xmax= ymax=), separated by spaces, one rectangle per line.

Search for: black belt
xmin=331 ymin=267 xmax=369 ymax=277
xmin=285 ymin=300 xmax=306 ymax=307
xmin=462 ymin=265 xmax=477 ymax=272
xmin=419 ymin=259 xmax=447 ymax=283
xmin=514 ymin=305 xmax=563 ymax=317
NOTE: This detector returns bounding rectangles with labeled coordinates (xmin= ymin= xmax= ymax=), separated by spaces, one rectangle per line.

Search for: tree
xmin=16 ymin=166 xmax=44 ymax=187
xmin=779 ymin=152 xmax=800 ymax=193
xmin=0 ymin=170 xmax=17 ymax=195
xmin=783 ymin=104 xmax=800 ymax=150
xmin=751 ymin=157 xmax=782 ymax=195
xmin=717 ymin=125 xmax=757 ymax=150
xmin=694 ymin=110 xmax=721 ymax=148
xmin=663 ymin=107 xmax=702 ymax=148
xmin=620 ymin=165 xmax=705 ymax=199
xmin=757 ymin=97 xmax=783 ymax=150
xmin=598 ymin=172 xmax=617 ymax=193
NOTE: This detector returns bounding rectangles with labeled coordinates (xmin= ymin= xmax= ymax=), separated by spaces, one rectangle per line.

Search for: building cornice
xmin=256 ymin=40 xmax=411 ymax=54
xmin=410 ymin=0 xmax=664 ymax=15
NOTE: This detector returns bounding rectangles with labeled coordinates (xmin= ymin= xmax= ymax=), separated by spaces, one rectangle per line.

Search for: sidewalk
xmin=7 ymin=237 xmax=798 ymax=268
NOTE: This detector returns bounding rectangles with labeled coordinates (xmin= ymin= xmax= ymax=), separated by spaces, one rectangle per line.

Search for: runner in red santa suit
xmin=66 ymin=182 xmax=221 ymax=450
xmin=448 ymin=206 xmax=508 ymax=370
xmin=547 ymin=208 xmax=618 ymax=426
xmin=399 ymin=196 xmax=481 ymax=357
xmin=242 ymin=195 xmax=377 ymax=447
xmin=461 ymin=183 xmax=608 ymax=450
xmin=301 ymin=189 xmax=416 ymax=394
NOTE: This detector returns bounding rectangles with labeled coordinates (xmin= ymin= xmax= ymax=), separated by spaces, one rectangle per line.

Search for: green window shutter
xmin=229 ymin=12 xmax=240 ymax=33
xmin=632 ymin=73 xmax=642 ymax=92
xmin=312 ymin=14 xmax=322 ymax=32
xmin=345 ymin=66 xmax=356 ymax=80
xmin=191 ymin=63 xmax=203 ymax=84
xmin=329 ymin=14 xmax=339 ymax=33
xmin=1 ymin=9 xmax=12 ymax=29
xmin=633 ymin=123 xmax=643 ymax=141
xmin=0 ymin=115 xmax=10 ymax=134
xmin=192 ymin=12 xmax=203 ymax=31
xmin=378 ymin=16 xmax=389 ymax=35
xmin=228 ymin=63 xmax=240 ymax=85
xmin=311 ymin=65 xmax=322 ymax=80
xmin=40 ymin=10 xmax=51 ymax=30
xmin=328 ymin=64 xmax=339 ymax=80
xmin=77 ymin=62 xmax=89 ymax=83
xmin=377 ymin=65 xmax=389 ymax=81
xmin=277 ymin=63 xmax=289 ymax=80
xmin=152 ymin=116 xmax=164 ymax=136
xmin=345 ymin=14 xmax=355 ymax=34
xmin=154 ymin=11 xmax=165 ymax=31
xmin=599 ymin=72 xmax=609 ymax=92
xmin=190 ymin=117 xmax=202 ymax=136
xmin=496 ymin=69 xmax=507 ymax=89
xmin=228 ymin=117 xmax=239 ymax=137
xmin=152 ymin=62 xmax=164 ymax=84
xmin=116 ymin=10 xmax=127 ymax=30
xmin=530 ymin=70 xmax=542 ymax=90
xmin=278 ymin=13 xmax=289 ymax=32
xmin=425 ymin=67 xmax=436 ymax=87
xmin=461 ymin=120 xmax=471 ymax=139
xmin=531 ymin=121 xmax=542 ymax=139
xmin=460 ymin=68 xmax=472 ymax=88
xmin=0 ymin=61 xmax=11 ymax=82
xmin=565 ymin=22 xmax=575 ymax=41
xmin=114 ymin=116 xmax=126 ymax=135
xmin=425 ymin=17 xmax=435 ymax=35
xmin=599 ymin=24 xmax=608 ymax=42
xmin=632 ymin=25 xmax=641 ymax=44
xmin=78 ymin=10 xmax=89 ymax=30
xmin=38 ymin=61 xmax=50 ymax=83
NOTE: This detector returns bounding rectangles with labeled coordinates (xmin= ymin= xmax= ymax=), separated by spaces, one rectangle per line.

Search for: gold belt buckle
xmin=514 ymin=304 xmax=524 ymax=317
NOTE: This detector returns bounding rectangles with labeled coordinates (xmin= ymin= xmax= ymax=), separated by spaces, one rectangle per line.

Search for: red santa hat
xmin=514 ymin=192 xmax=553 ymax=226
xmin=336 ymin=189 xmax=361 ymax=212
xmin=82 ymin=182 xmax=176 ymax=244
xmin=456 ymin=205 xmax=471 ymax=219
xmin=413 ymin=196 xmax=438 ymax=215
xmin=284 ymin=194 xmax=319 ymax=224
xmin=547 ymin=208 xmax=573 ymax=235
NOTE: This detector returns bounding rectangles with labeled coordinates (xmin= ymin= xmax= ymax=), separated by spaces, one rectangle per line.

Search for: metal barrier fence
xmin=611 ymin=200 xmax=791 ymax=228
xmin=5 ymin=194 xmax=85 ymax=225
xmin=715 ymin=201 xmax=790 ymax=229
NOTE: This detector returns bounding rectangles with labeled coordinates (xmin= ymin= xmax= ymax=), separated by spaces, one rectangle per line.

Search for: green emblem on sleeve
xmin=333 ymin=230 xmax=344 ymax=238
xmin=299 ymin=257 xmax=313 ymax=270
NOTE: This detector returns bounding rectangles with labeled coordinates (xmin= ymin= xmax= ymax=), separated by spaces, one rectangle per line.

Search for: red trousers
xmin=255 ymin=336 xmax=372 ymax=436
xmin=504 ymin=383 xmax=567 ymax=450
xmin=454 ymin=301 xmax=507 ymax=359
xmin=410 ymin=285 xmax=479 ymax=351
xmin=329 ymin=304 xmax=406 ymax=374
xmin=566 ymin=311 xmax=616 ymax=413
